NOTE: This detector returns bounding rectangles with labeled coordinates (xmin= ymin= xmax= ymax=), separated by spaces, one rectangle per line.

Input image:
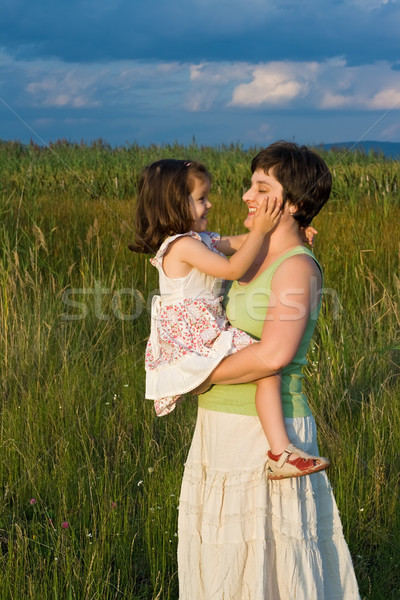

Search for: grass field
xmin=0 ymin=139 xmax=399 ymax=599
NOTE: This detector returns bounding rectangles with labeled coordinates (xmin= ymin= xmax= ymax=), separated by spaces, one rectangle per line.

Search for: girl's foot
xmin=267 ymin=443 xmax=330 ymax=480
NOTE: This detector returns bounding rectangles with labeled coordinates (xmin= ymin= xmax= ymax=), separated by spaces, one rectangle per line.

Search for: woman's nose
xmin=242 ymin=187 xmax=252 ymax=202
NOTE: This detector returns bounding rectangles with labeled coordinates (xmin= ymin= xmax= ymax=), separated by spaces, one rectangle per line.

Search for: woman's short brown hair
xmin=251 ymin=141 xmax=332 ymax=227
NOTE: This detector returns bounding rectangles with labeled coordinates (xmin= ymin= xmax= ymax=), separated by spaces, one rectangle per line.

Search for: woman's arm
xmin=207 ymin=255 xmax=321 ymax=384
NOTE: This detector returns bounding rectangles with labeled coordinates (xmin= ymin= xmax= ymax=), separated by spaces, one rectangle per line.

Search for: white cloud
xmin=190 ymin=64 xmax=206 ymax=81
xmin=317 ymin=62 xmax=400 ymax=110
xmin=369 ymin=87 xmax=400 ymax=109
xmin=189 ymin=62 xmax=251 ymax=83
xmin=381 ymin=121 xmax=400 ymax=138
xmin=229 ymin=62 xmax=318 ymax=107
xmin=3 ymin=55 xmax=188 ymax=112
xmin=185 ymin=89 xmax=216 ymax=112
xmin=247 ymin=122 xmax=275 ymax=146
xmin=231 ymin=75 xmax=304 ymax=106
xmin=26 ymin=70 xmax=101 ymax=108
xmin=2 ymin=48 xmax=400 ymax=148
xmin=211 ymin=58 xmax=400 ymax=112
xmin=186 ymin=62 xmax=253 ymax=111
xmin=1 ymin=50 xmax=399 ymax=117
xmin=349 ymin=0 xmax=389 ymax=8
xmin=320 ymin=92 xmax=353 ymax=109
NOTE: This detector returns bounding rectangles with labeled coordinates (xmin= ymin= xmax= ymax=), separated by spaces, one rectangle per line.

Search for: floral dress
xmin=145 ymin=231 xmax=255 ymax=416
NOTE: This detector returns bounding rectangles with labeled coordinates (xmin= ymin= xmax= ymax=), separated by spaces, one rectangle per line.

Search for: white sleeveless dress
xmin=145 ymin=231 xmax=255 ymax=416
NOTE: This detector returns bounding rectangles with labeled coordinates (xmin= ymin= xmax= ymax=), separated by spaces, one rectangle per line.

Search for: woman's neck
xmin=265 ymin=222 xmax=303 ymax=257
xmin=239 ymin=221 xmax=303 ymax=283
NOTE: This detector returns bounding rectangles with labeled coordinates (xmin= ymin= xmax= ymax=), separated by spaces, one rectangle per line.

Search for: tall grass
xmin=0 ymin=140 xmax=399 ymax=599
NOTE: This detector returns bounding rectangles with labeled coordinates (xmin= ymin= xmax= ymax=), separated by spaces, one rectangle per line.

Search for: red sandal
xmin=267 ymin=443 xmax=330 ymax=480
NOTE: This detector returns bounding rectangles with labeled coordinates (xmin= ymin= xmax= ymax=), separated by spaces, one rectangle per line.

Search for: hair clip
xmin=184 ymin=161 xmax=192 ymax=167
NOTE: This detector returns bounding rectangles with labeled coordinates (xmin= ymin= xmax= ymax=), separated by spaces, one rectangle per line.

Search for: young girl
xmin=131 ymin=158 xmax=330 ymax=479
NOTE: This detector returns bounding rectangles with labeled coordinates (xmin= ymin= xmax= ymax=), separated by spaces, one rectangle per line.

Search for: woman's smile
xmin=243 ymin=169 xmax=284 ymax=229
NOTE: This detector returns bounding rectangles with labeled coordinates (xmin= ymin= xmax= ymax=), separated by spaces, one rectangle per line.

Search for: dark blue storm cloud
xmin=1 ymin=0 xmax=399 ymax=65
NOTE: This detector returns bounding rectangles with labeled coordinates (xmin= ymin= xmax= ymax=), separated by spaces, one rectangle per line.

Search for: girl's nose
xmin=206 ymin=199 xmax=212 ymax=209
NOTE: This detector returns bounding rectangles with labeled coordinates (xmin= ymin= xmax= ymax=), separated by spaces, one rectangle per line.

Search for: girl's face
xmin=242 ymin=168 xmax=284 ymax=230
xmin=189 ymin=176 xmax=212 ymax=233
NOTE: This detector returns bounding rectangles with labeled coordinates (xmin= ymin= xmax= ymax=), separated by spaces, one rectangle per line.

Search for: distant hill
xmin=321 ymin=140 xmax=400 ymax=159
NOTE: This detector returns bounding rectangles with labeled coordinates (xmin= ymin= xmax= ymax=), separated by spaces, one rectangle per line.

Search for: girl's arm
xmin=205 ymin=255 xmax=321 ymax=383
xmin=217 ymin=234 xmax=248 ymax=256
xmin=217 ymin=225 xmax=317 ymax=258
xmin=168 ymin=197 xmax=281 ymax=281
xmin=300 ymin=226 xmax=318 ymax=248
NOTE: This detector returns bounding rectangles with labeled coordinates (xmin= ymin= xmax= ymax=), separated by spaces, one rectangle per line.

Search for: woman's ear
xmin=286 ymin=202 xmax=298 ymax=217
xmin=282 ymin=202 xmax=295 ymax=218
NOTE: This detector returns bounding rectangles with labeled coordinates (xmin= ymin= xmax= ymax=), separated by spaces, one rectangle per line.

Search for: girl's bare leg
xmin=255 ymin=376 xmax=331 ymax=479
xmin=255 ymin=375 xmax=292 ymax=455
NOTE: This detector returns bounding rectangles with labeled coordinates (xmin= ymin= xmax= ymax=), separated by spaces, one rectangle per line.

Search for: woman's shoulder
xmin=271 ymin=249 xmax=322 ymax=288
xmin=280 ymin=247 xmax=321 ymax=274
xmin=268 ymin=245 xmax=320 ymax=274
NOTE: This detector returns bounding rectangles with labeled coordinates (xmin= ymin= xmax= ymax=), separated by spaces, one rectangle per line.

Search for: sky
xmin=1 ymin=0 xmax=400 ymax=148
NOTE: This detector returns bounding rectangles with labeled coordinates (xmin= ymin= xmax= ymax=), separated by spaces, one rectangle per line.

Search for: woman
xmin=178 ymin=141 xmax=360 ymax=599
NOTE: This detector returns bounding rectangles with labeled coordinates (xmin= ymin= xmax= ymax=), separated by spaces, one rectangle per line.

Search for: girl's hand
xmin=252 ymin=196 xmax=282 ymax=235
xmin=300 ymin=226 xmax=318 ymax=247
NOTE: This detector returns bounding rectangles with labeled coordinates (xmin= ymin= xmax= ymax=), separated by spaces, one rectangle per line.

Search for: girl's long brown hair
xmin=130 ymin=159 xmax=210 ymax=254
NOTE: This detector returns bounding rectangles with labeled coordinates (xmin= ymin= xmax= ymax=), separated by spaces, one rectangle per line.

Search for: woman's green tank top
xmin=198 ymin=246 xmax=322 ymax=417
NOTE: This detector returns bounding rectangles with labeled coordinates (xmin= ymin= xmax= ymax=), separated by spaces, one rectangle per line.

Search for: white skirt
xmin=178 ymin=408 xmax=360 ymax=600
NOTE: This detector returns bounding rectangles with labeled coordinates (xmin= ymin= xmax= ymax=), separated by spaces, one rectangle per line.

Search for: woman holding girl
xmin=132 ymin=157 xmax=329 ymax=480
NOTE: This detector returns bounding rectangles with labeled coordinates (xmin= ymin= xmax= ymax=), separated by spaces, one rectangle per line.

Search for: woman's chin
xmin=243 ymin=215 xmax=253 ymax=230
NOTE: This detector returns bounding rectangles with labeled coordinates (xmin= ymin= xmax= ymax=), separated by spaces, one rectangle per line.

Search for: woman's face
xmin=243 ymin=168 xmax=284 ymax=230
